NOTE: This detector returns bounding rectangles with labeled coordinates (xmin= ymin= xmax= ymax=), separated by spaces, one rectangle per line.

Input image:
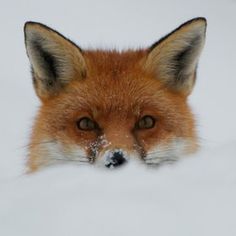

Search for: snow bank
xmin=1 ymin=0 xmax=236 ymax=235
xmin=0 ymin=144 xmax=236 ymax=236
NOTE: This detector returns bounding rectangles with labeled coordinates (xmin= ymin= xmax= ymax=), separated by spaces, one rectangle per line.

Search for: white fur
xmin=36 ymin=140 xmax=90 ymax=167
xmin=144 ymin=138 xmax=192 ymax=165
xmin=35 ymin=138 xmax=192 ymax=168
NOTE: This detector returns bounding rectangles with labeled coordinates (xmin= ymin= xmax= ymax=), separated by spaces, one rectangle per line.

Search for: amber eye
xmin=136 ymin=115 xmax=155 ymax=129
xmin=76 ymin=117 xmax=97 ymax=131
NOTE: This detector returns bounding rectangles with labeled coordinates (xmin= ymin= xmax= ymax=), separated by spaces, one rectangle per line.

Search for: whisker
xmin=145 ymin=139 xmax=192 ymax=157
xmin=145 ymin=158 xmax=177 ymax=165
xmin=19 ymin=140 xmax=56 ymax=150
xmin=144 ymin=152 xmax=174 ymax=159
xmin=68 ymin=155 xmax=91 ymax=160
xmin=144 ymin=154 xmax=174 ymax=159
xmin=146 ymin=147 xmax=178 ymax=156
xmin=53 ymin=158 xmax=90 ymax=163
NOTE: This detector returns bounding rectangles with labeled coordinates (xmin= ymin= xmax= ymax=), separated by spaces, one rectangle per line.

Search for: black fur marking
xmin=30 ymin=66 xmax=37 ymax=85
xmin=32 ymin=40 xmax=58 ymax=85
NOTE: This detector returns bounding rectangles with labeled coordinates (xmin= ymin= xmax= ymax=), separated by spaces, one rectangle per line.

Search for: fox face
xmin=24 ymin=18 xmax=206 ymax=172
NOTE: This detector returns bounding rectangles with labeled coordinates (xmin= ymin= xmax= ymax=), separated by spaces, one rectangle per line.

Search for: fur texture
xmin=24 ymin=18 xmax=207 ymax=172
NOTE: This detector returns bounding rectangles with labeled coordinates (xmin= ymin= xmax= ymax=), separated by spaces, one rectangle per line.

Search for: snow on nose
xmin=105 ymin=149 xmax=127 ymax=168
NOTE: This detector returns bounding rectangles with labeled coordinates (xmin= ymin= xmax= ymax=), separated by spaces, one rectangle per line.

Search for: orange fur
xmin=25 ymin=18 xmax=206 ymax=172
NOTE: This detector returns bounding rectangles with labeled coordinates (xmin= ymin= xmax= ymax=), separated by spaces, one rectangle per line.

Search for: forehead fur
xmin=84 ymin=49 xmax=147 ymax=76
xmin=48 ymin=50 xmax=170 ymax=105
xmin=40 ymin=49 xmax=189 ymax=127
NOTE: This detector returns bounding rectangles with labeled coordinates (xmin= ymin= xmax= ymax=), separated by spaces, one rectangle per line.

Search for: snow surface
xmin=0 ymin=0 xmax=236 ymax=235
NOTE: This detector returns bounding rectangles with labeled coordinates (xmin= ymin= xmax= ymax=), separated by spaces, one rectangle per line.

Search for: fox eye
xmin=137 ymin=116 xmax=155 ymax=129
xmin=76 ymin=117 xmax=97 ymax=131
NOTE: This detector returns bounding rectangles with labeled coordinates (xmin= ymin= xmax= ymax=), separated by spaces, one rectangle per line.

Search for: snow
xmin=0 ymin=0 xmax=236 ymax=235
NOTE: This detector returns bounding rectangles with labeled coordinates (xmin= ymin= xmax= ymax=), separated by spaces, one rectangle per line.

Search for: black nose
xmin=105 ymin=151 xmax=127 ymax=168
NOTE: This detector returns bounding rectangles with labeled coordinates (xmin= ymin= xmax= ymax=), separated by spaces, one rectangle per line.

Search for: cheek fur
xmin=143 ymin=138 xmax=197 ymax=165
xmin=28 ymin=139 xmax=91 ymax=170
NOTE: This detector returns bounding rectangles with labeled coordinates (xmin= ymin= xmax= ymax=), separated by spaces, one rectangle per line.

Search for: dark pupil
xmin=78 ymin=118 xmax=95 ymax=130
xmin=139 ymin=116 xmax=154 ymax=129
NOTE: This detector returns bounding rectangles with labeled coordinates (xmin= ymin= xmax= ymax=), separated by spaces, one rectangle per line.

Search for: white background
xmin=0 ymin=0 xmax=236 ymax=235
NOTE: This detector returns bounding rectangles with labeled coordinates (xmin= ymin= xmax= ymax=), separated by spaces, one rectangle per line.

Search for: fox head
xmin=24 ymin=18 xmax=206 ymax=172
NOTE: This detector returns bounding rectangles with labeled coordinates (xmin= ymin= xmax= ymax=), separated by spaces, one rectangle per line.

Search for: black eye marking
xmin=76 ymin=117 xmax=97 ymax=131
xmin=136 ymin=116 xmax=155 ymax=129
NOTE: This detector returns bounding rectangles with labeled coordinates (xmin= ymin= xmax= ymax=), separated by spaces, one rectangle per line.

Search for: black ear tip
xmin=24 ymin=22 xmax=30 ymax=33
xmin=189 ymin=17 xmax=207 ymax=27
xmin=24 ymin=21 xmax=38 ymax=36
xmin=194 ymin=17 xmax=207 ymax=22
xmin=194 ymin=17 xmax=207 ymax=34
xmin=182 ymin=17 xmax=207 ymax=35
xmin=24 ymin=21 xmax=38 ymax=30
xmin=196 ymin=17 xmax=207 ymax=26
xmin=24 ymin=21 xmax=52 ymax=34
xmin=24 ymin=22 xmax=32 ymax=40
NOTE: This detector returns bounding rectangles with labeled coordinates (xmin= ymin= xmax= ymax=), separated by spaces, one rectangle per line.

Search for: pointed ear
xmin=145 ymin=17 xmax=207 ymax=95
xmin=24 ymin=22 xmax=86 ymax=99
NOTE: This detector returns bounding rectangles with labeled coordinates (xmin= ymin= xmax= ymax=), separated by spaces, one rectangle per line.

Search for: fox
xmin=24 ymin=17 xmax=207 ymax=172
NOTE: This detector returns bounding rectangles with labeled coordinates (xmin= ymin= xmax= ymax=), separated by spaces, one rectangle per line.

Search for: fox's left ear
xmin=145 ymin=17 xmax=207 ymax=95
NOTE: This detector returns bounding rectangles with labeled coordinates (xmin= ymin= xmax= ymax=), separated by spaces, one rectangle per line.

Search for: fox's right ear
xmin=24 ymin=22 xmax=86 ymax=100
xmin=145 ymin=18 xmax=206 ymax=96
